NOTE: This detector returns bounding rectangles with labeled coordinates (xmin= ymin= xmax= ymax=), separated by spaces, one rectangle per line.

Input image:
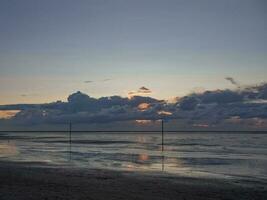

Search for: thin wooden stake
xmin=161 ymin=119 xmax=164 ymax=152
xmin=161 ymin=119 xmax=164 ymax=171
xmin=69 ymin=122 xmax=72 ymax=161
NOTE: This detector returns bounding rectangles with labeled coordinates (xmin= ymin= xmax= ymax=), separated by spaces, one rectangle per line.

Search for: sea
xmin=0 ymin=132 xmax=267 ymax=181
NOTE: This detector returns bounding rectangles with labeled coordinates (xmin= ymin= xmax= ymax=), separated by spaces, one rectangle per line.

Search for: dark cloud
xmin=200 ymin=90 xmax=243 ymax=104
xmin=241 ymin=83 xmax=267 ymax=100
xmin=67 ymin=91 xmax=98 ymax=112
xmin=128 ymin=86 xmax=152 ymax=97
xmin=178 ymin=96 xmax=199 ymax=111
xmin=2 ymin=83 xmax=267 ymax=128
xmin=68 ymin=91 xmax=92 ymax=104
xmin=225 ymin=77 xmax=239 ymax=86
xmin=138 ymin=86 xmax=151 ymax=93
xmin=84 ymin=79 xmax=112 ymax=83
xmin=256 ymin=83 xmax=267 ymax=99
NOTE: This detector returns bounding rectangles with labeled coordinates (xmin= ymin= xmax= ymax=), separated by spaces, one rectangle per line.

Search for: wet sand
xmin=0 ymin=161 xmax=266 ymax=200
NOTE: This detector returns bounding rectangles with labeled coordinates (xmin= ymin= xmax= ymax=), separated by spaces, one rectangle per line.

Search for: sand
xmin=0 ymin=161 xmax=266 ymax=200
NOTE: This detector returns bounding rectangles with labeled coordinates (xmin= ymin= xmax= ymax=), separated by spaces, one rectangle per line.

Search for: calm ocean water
xmin=0 ymin=132 xmax=267 ymax=180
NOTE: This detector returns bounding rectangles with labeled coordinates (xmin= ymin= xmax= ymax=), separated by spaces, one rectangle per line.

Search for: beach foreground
xmin=0 ymin=162 xmax=266 ymax=200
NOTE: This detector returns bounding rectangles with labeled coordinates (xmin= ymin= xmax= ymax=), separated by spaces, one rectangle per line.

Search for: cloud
xmin=128 ymin=91 xmax=136 ymax=96
xmin=240 ymin=83 xmax=267 ymax=100
xmin=7 ymin=90 xmax=166 ymax=124
xmin=84 ymin=78 xmax=112 ymax=83
xmin=20 ymin=93 xmax=39 ymax=97
xmin=128 ymin=86 xmax=152 ymax=97
xmin=178 ymin=96 xmax=199 ymax=110
xmin=200 ymin=90 xmax=243 ymax=104
xmin=84 ymin=80 xmax=94 ymax=83
xmin=2 ymin=83 xmax=267 ymax=129
xmin=138 ymin=103 xmax=151 ymax=111
xmin=138 ymin=86 xmax=152 ymax=93
xmin=102 ymin=78 xmax=112 ymax=82
xmin=225 ymin=77 xmax=239 ymax=86
xmin=0 ymin=110 xmax=20 ymax=119
xmin=157 ymin=110 xmax=172 ymax=116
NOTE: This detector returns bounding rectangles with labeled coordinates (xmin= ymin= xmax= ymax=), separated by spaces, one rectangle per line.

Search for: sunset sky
xmin=0 ymin=0 xmax=266 ymax=104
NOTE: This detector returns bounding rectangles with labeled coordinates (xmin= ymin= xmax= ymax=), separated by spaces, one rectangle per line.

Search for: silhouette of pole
xmin=161 ymin=119 xmax=164 ymax=171
xmin=161 ymin=119 xmax=164 ymax=152
xmin=69 ymin=122 xmax=72 ymax=161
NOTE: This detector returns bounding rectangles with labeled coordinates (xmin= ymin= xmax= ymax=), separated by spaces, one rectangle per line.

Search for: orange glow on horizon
xmin=135 ymin=120 xmax=152 ymax=125
xmin=193 ymin=123 xmax=209 ymax=128
xmin=157 ymin=110 xmax=172 ymax=116
xmin=0 ymin=110 xmax=20 ymax=119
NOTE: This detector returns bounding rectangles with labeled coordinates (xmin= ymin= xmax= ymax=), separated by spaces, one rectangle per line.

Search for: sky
xmin=0 ymin=0 xmax=266 ymax=105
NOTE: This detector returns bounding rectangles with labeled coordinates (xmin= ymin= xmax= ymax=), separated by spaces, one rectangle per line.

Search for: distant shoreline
xmin=1 ymin=130 xmax=267 ymax=133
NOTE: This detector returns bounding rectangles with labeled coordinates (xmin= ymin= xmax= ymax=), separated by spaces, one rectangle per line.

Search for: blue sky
xmin=0 ymin=0 xmax=266 ymax=104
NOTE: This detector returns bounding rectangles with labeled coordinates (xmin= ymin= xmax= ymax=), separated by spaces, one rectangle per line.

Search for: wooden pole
xmin=69 ymin=122 xmax=72 ymax=145
xmin=161 ymin=119 xmax=164 ymax=171
xmin=69 ymin=122 xmax=72 ymax=161
xmin=161 ymin=119 xmax=164 ymax=152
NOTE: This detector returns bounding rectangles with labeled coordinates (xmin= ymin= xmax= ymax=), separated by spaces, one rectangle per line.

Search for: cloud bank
xmin=1 ymin=83 xmax=267 ymax=129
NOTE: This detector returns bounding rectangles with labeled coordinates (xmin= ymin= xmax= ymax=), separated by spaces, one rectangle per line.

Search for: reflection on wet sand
xmin=137 ymin=136 xmax=146 ymax=144
xmin=138 ymin=154 xmax=149 ymax=162
xmin=1 ymin=132 xmax=266 ymax=180
xmin=0 ymin=143 xmax=18 ymax=157
xmin=137 ymin=134 xmax=166 ymax=171
xmin=0 ymin=132 xmax=195 ymax=176
xmin=124 ymin=154 xmax=187 ymax=174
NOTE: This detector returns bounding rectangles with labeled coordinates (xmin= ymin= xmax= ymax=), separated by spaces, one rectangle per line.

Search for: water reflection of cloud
xmin=0 ymin=143 xmax=18 ymax=157
xmin=125 ymin=164 xmax=135 ymax=172
xmin=138 ymin=154 xmax=149 ymax=162
xmin=147 ymin=157 xmax=186 ymax=173
xmin=123 ymin=155 xmax=187 ymax=174
xmin=137 ymin=136 xmax=146 ymax=144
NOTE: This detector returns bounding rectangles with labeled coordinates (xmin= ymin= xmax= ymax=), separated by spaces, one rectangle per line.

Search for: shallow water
xmin=0 ymin=132 xmax=267 ymax=180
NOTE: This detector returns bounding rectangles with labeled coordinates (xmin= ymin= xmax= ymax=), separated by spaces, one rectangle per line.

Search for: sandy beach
xmin=0 ymin=161 xmax=266 ymax=200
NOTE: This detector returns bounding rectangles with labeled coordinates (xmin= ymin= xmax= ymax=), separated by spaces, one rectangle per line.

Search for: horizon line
xmin=0 ymin=130 xmax=267 ymax=133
